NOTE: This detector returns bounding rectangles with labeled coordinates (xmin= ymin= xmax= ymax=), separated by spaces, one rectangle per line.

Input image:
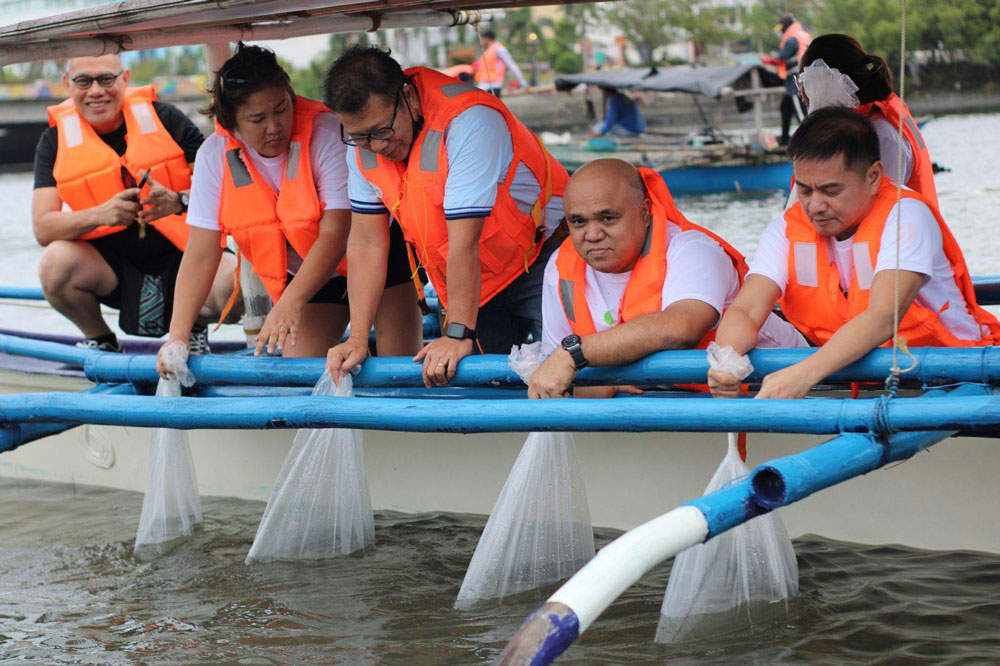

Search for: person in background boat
xmin=323 ymin=46 xmax=568 ymax=387
xmin=761 ymin=13 xmax=811 ymax=146
xmin=528 ymin=158 xmax=807 ymax=399
xmin=591 ymin=87 xmax=645 ymax=138
xmin=155 ymin=44 xmax=422 ymax=378
xmin=472 ymin=29 xmax=528 ymax=99
xmin=708 ymin=108 xmax=1000 ymax=400
xmin=798 ymin=33 xmax=939 ymax=209
xmin=32 ymin=54 xmax=233 ymax=353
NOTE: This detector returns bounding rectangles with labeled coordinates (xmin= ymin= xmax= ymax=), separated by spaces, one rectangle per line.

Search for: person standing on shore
xmin=32 ymin=54 xmax=233 ymax=352
xmin=472 ymin=30 xmax=528 ymax=98
xmin=762 ymin=13 xmax=811 ymax=146
xmin=322 ymin=46 xmax=567 ymax=387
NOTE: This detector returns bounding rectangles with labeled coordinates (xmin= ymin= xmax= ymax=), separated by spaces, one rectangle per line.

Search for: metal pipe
xmin=2 ymin=389 xmax=1000 ymax=433
xmin=497 ymin=384 xmax=990 ymax=664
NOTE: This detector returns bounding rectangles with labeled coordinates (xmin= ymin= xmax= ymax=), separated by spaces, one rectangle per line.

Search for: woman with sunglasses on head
xmin=796 ymin=34 xmax=938 ymax=208
xmin=156 ymin=43 xmax=421 ymax=377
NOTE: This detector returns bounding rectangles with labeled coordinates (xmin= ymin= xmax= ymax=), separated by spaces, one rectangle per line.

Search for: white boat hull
xmin=3 ymin=368 xmax=999 ymax=553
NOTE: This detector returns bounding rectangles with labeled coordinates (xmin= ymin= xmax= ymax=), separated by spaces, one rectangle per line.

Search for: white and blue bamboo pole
xmin=1 ymin=387 xmax=1000 ymax=433
xmin=495 ymin=383 xmax=992 ymax=665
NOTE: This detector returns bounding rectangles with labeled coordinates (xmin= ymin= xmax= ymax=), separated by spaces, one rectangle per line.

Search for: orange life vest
xmin=354 ymin=67 xmax=568 ymax=310
xmin=217 ymin=96 xmax=346 ymax=304
xmin=777 ymin=22 xmax=812 ymax=80
xmin=48 ymin=85 xmax=190 ymax=250
xmin=474 ymin=42 xmax=507 ymax=86
xmin=781 ymin=176 xmax=1000 ymax=347
xmin=555 ymin=167 xmax=748 ymax=343
xmin=856 ymin=94 xmax=939 ymax=210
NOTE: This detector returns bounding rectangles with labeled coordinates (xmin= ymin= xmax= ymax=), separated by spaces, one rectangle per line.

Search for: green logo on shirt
xmin=603 ymin=311 xmax=616 ymax=326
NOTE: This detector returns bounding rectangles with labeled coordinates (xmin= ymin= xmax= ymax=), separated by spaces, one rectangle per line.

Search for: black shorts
xmin=88 ymin=224 xmax=183 ymax=337
xmin=299 ymin=221 xmax=415 ymax=305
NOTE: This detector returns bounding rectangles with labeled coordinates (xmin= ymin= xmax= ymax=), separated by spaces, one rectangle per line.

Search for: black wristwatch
xmin=561 ymin=334 xmax=588 ymax=369
xmin=445 ymin=322 xmax=477 ymax=341
xmin=177 ymin=191 xmax=190 ymax=214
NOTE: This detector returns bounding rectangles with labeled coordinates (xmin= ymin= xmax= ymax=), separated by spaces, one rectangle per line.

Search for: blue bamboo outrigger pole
xmin=494 ymin=383 xmax=993 ymax=665
xmin=4 ymin=332 xmax=1000 ymax=388
xmin=1 ymin=387 xmax=999 ymax=434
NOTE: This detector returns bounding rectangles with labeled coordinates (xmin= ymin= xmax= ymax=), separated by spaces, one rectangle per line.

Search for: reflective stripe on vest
xmin=780 ymin=176 xmax=1000 ymax=347
xmin=217 ymin=96 xmax=344 ymax=303
xmin=352 ymin=66 xmax=569 ymax=310
xmin=47 ymin=85 xmax=191 ymax=250
xmin=556 ymin=167 xmax=747 ymax=337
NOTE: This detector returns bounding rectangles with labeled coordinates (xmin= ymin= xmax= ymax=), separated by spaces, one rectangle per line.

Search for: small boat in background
xmin=551 ymin=64 xmax=793 ymax=195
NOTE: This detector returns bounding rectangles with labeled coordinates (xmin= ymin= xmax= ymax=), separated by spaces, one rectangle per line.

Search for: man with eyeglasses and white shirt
xmin=323 ymin=46 xmax=568 ymax=388
xmin=32 ymin=54 xmax=234 ymax=352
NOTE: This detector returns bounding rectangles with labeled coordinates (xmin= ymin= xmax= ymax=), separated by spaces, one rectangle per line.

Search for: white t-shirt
xmin=347 ymin=105 xmax=564 ymax=238
xmin=187 ymin=113 xmax=350 ymax=273
xmin=749 ymin=198 xmax=984 ymax=341
xmin=541 ymin=223 xmax=808 ymax=354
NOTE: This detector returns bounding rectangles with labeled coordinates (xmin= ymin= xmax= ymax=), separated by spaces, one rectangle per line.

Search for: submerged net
xmin=656 ymin=433 xmax=798 ymax=642
xmin=134 ymin=377 xmax=202 ymax=560
xmin=456 ymin=343 xmax=595 ymax=605
xmin=246 ymin=372 xmax=374 ymax=563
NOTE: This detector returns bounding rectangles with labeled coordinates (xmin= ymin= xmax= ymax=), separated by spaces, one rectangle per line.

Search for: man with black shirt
xmin=33 ymin=54 xmax=236 ymax=351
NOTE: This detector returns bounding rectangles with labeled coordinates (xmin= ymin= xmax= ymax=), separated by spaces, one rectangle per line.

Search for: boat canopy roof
xmin=0 ymin=0 xmax=584 ymax=66
xmin=555 ymin=63 xmax=783 ymax=99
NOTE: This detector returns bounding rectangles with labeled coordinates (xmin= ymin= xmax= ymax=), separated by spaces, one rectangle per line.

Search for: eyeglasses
xmin=70 ymin=71 xmax=124 ymax=90
xmin=219 ymin=72 xmax=247 ymax=94
xmin=340 ymin=84 xmax=405 ymax=148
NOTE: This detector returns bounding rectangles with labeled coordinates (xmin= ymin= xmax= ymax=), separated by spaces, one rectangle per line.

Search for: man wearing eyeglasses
xmin=32 ymin=54 xmax=233 ymax=352
xmin=323 ymin=46 xmax=568 ymax=387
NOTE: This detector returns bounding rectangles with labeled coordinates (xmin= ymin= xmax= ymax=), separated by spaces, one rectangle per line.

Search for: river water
xmin=1 ymin=114 xmax=1000 ymax=663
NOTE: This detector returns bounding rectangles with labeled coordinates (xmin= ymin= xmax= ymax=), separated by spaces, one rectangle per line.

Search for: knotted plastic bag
xmin=246 ymin=372 xmax=374 ymax=563
xmin=134 ymin=346 xmax=201 ymax=560
xmin=800 ymin=59 xmax=860 ymax=112
xmin=456 ymin=343 xmax=594 ymax=605
xmin=656 ymin=434 xmax=798 ymax=641
xmin=656 ymin=343 xmax=797 ymax=642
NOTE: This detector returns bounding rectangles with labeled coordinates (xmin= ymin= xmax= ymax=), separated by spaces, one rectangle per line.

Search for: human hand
xmin=254 ymin=297 xmax=302 ymax=356
xmin=527 ymin=348 xmax=577 ymax=399
xmin=755 ymin=364 xmax=818 ymax=400
xmin=708 ymin=369 xmax=742 ymax=398
xmin=413 ymin=336 xmax=474 ymax=387
xmin=326 ymin=337 xmax=369 ymax=384
xmin=156 ymin=338 xmax=194 ymax=385
xmin=139 ymin=177 xmax=181 ymax=224
xmin=102 ymin=189 xmax=141 ymax=226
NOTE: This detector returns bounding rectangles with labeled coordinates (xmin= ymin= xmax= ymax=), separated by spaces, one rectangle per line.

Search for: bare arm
xmin=32 ymin=186 xmax=140 ymax=246
xmin=756 ymin=269 xmax=924 ymax=398
xmin=715 ymin=274 xmax=783 ymax=356
xmin=528 ymin=299 xmax=720 ymax=399
xmin=325 ymin=212 xmax=390 ymax=377
xmin=167 ymin=227 xmax=224 ymax=345
xmin=256 ymin=208 xmax=350 ymax=354
xmin=413 ymin=216 xmax=484 ymax=387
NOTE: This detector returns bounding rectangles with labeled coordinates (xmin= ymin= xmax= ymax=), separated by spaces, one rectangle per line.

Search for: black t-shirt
xmin=33 ymin=100 xmax=204 ymax=190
